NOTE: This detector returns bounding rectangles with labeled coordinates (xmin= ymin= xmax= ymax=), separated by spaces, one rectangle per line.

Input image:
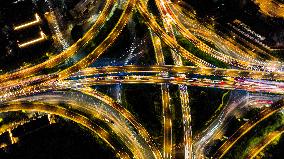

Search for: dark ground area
xmin=0 ymin=118 xmax=116 ymax=159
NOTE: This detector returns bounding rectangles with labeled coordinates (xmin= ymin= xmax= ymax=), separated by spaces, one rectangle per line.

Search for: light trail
xmin=75 ymin=65 xmax=284 ymax=81
xmin=0 ymin=81 xmax=161 ymax=158
xmin=150 ymin=30 xmax=173 ymax=159
xmin=193 ymin=92 xmax=282 ymax=159
xmin=174 ymin=1 xmax=283 ymax=66
xmin=0 ymin=102 xmax=131 ymax=158
xmin=9 ymin=89 xmax=158 ymax=158
xmin=245 ymin=126 xmax=284 ymax=159
xmin=0 ymin=0 xmax=133 ymax=99
xmin=212 ymin=99 xmax=284 ymax=158
xmin=150 ymin=31 xmax=165 ymax=66
xmin=157 ymin=0 xmax=275 ymax=70
xmin=63 ymin=75 xmax=284 ymax=94
xmin=253 ymin=0 xmax=284 ymax=18
xmin=154 ymin=0 xmax=193 ymax=157
xmin=1 ymin=1 xmax=284 ymax=158
xmin=136 ymin=0 xmax=214 ymax=68
xmin=193 ymin=93 xmax=249 ymax=159
xmin=4 ymin=64 xmax=284 ymax=103
xmin=0 ymin=0 xmax=115 ymax=83
xmin=171 ymin=3 xmax=273 ymax=63
xmin=57 ymin=0 xmax=135 ymax=80
xmin=161 ymin=84 xmax=173 ymax=159
xmin=78 ymin=87 xmax=163 ymax=159
xmin=179 ymin=84 xmax=192 ymax=159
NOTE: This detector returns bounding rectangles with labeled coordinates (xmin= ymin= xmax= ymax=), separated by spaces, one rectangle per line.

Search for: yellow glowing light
xmin=18 ymin=31 xmax=47 ymax=48
xmin=14 ymin=13 xmax=41 ymax=31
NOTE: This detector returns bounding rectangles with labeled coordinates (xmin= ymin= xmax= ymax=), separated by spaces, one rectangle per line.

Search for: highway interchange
xmin=0 ymin=0 xmax=284 ymax=159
